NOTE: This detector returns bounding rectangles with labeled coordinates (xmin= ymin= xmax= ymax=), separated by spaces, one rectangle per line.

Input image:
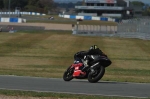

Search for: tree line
xmin=0 ymin=0 xmax=56 ymax=13
xmin=131 ymin=1 xmax=150 ymax=16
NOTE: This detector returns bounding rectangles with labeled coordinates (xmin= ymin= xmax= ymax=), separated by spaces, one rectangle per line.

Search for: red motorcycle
xmin=63 ymin=54 xmax=112 ymax=83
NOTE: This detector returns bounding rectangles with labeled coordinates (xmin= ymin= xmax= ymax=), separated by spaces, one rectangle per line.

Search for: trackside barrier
xmin=0 ymin=12 xmax=46 ymax=16
xmin=60 ymin=14 xmax=119 ymax=22
xmin=0 ymin=17 xmax=26 ymax=23
xmin=72 ymin=24 xmax=117 ymax=35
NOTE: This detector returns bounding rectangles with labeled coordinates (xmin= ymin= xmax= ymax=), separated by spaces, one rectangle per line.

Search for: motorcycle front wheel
xmin=88 ymin=66 xmax=105 ymax=83
xmin=63 ymin=66 xmax=74 ymax=81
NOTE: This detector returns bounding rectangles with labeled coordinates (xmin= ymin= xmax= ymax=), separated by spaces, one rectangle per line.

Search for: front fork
xmin=90 ymin=62 xmax=100 ymax=74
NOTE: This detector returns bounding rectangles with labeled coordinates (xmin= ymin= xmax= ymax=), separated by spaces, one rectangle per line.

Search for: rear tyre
xmin=88 ymin=66 xmax=105 ymax=83
xmin=63 ymin=66 xmax=74 ymax=81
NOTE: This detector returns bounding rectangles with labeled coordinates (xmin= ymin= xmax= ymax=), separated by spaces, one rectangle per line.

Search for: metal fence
xmin=73 ymin=18 xmax=150 ymax=40
xmin=72 ymin=24 xmax=117 ymax=35
xmin=117 ymin=18 xmax=150 ymax=40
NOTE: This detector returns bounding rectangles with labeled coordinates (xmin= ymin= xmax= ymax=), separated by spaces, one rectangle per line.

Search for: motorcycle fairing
xmin=89 ymin=55 xmax=111 ymax=67
xmin=71 ymin=63 xmax=86 ymax=77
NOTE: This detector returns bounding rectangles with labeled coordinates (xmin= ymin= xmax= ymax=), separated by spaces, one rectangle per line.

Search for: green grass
xmin=0 ymin=90 xmax=147 ymax=99
xmin=0 ymin=30 xmax=150 ymax=83
xmin=0 ymin=30 xmax=150 ymax=99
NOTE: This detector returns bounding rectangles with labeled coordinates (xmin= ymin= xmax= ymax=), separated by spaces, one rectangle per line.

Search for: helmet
xmin=89 ymin=45 xmax=98 ymax=50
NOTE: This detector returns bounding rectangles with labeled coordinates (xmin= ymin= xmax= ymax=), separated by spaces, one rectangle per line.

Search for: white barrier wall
xmin=76 ymin=16 xmax=84 ymax=19
xmin=0 ymin=12 xmax=46 ymax=15
xmin=61 ymin=14 xmax=119 ymax=22
xmin=92 ymin=17 xmax=100 ymax=20
xmin=0 ymin=17 xmax=26 ymax=23
xmin=18 ymin=18 xmax=23 ymax=23
xmin=1 ymin=18 xmax=9 ymax=22
xmin=64 ymin=15 xmax=70 ymax=18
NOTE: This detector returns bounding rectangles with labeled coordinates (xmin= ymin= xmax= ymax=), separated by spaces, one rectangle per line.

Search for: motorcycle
xmin=63 ymin=53 xmax=112 ymax=83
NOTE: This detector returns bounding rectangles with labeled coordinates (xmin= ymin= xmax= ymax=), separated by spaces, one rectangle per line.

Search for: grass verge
xmin=0 ymin=90 xmax=147 ymax=99
xmin=0 ymin=30 xmax=150 ymax=83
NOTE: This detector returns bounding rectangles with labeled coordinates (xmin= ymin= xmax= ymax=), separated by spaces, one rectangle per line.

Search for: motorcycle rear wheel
xmin=63 ymin=66 xmax=74 ymax=81
xmin=88 ymin=66 xmax=105 ymax=83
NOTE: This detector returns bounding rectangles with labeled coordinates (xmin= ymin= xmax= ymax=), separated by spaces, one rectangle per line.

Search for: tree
xmin=3 ymin=0 xmax=9 ymax=10
xmin=142 ymin=6 xmax=150 ymax=16
xmin=147 ymin=8 xmax=150 ymax=16
xmin=131 ymin=1 xmax=144 ymax=6
xmin=2 ymin=0 xmax=28 ymax=10
xmin=0 ymin=0 xmax=4 ymax=9
xmin=28 ymin=0 xmax=39 ymax=6
xmin=10 ymin=0 xmax=28 ymax=10
xmin=24 ymin=0 xmax=56 ymax=13
xmin=38 ymin=0 xmax=56 ymax=12
xmin=0 ymin=0 xmax=57 ymax=13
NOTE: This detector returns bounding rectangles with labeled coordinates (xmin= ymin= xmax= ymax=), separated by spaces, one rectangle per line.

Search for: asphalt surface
xmin=0 ymin=75 xmax=150 ymax=98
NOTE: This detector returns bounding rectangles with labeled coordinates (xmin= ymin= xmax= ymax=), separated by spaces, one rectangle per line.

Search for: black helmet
xmin=89 ymin=45 xmax=98 ymax=50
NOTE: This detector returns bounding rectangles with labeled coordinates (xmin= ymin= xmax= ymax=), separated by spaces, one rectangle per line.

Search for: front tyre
xmin=88 ymin=66 xmax=105 ymax=83
xmin=63 ymin=66 xmax=74 ymax=81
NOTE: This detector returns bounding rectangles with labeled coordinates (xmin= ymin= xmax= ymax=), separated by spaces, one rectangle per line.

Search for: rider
xmin=74 ymin=45 xmax=106 ymax=72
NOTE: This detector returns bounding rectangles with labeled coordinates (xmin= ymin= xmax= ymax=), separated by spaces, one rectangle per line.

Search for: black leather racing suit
xmin=74 ymin=48 xmax=106 ymax=70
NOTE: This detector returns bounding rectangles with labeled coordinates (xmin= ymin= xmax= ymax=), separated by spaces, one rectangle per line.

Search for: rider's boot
xmin=82 ymin=59 xmax=89 ymax=72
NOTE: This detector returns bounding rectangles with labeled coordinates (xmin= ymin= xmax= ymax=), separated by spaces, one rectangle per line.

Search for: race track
xmin=0 ymin=75 xmax=150 ymax=98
